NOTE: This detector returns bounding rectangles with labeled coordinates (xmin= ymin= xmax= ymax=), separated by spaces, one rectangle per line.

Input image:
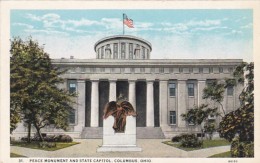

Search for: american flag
xmin=123 ymin=14 xmax=134 ymax=28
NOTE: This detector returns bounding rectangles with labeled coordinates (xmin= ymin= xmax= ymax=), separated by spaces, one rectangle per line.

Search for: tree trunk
xmin=200 ymin=125 xmax=204 ymax=141
xmin=27 ymin=122 xmax=31 ymax=143
xmin=219 ymin=102 xmax=225 ymax=116
xmin=34 ymin=123 xmax=44 ymax=142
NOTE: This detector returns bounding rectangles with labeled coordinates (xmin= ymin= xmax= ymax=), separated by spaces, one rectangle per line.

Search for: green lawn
xmin=162 ymin=139 xmax=231 ymax=151
xmin=208 ymin=151 xmax=231 ymax=158
xmin=10 ymin=153 xmax=26 ymax=157
xmin=11 ymin=141 xmax=79 ymax=151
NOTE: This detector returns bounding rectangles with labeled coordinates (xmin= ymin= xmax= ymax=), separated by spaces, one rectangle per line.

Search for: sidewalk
xmin=11 ymin=139 xmax=230 ymax=158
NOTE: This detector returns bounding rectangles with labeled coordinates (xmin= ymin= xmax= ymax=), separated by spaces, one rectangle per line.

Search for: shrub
xmin=20 ymin=134 xmax=73 ymax=142
xmin=59 ymin=135 xmax=73 ymax=142
xmin=180 ymin=134 xmax=203 ymax=148
xmin=38 ymin=142 xmax=56 ymax=148
xmin=231 ymin=138 xmax=254 ymax=157
xmin=204 ymin=122 xmax=216 ymax=140
xmin=171 ymin=135 xmax=182 ymax=142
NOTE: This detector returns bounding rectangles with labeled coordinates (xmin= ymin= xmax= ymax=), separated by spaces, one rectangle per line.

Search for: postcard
xmin=0 ymin=0 xmax=259 ymax=163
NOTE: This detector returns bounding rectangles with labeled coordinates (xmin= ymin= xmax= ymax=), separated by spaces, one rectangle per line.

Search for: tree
xmin=10 ymin=37 xmax=76 ymax=142
xmin=203 ymin=80 xmax=226 ymax=116
xmin=218 ymin=62 xmax=254 ymax=142
xmin=181 ymin=104 xmax=219 ymax=140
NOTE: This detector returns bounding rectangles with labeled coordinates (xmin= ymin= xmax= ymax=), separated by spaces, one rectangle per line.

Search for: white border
xmin=1 ymin=1 xmax=260 ymax=163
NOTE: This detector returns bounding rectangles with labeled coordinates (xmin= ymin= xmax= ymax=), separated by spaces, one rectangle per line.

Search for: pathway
xmin=11 ymin=139 xmax=230 ymax=158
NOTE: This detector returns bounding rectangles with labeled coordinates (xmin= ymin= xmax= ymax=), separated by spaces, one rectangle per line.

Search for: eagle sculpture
xmin=103 ymin=101 xmax=137 ymax=133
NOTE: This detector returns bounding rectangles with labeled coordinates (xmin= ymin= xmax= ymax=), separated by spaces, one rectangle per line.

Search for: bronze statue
xmin=103 ymin=101 xmax=136 ymax=133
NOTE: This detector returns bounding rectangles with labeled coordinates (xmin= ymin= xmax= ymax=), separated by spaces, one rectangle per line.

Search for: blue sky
xmin=11 ymin=9 xmax=253 ymax=61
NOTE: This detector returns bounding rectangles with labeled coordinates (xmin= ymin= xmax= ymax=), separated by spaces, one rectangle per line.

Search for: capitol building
xmin=13 ymin=35 xmax=243 ymax=139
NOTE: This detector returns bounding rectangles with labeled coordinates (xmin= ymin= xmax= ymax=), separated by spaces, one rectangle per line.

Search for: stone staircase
xmin=80 ymin=127 xmax=165 ymax=139
xmin=161 ymin=126 xmax=201 ymax=139
xmin=80 ymin=127 xmax=103 ymax=138
xmin=136 ymin=127 xmax=165 ymax=138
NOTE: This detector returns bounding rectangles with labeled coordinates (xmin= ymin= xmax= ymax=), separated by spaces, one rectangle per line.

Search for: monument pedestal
xmin=97 ymin=116 xmax=142 ymax=152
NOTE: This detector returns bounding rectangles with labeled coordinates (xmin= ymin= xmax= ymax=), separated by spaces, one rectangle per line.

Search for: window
xmin=227 ymin=86 xmax=234 ymax=96
xmin=228 ymin=67 xmax=233 ymax=73
xmin=68 ymin=109 xmax=75 ymax=124
xmin=70 ymin=67 xmax=76 ymax=73
xmin=80 ymin=67 xmax=85 ymax=73
xmin=68 ymin=80 xmax=77 ymax=94
xmin=159 ymin=68 xmax=164 ymax=73
xmin=121 ymin=43 xmax=125 ymax=59
xmin=199 ymin=67 xmax=203 ymax=73
xmin=142 ymin=47 xmax=145 ymax=59
xmin=209 ymin=67 xmax=213 ymax=73
xmin=121 ymin=68 xmax=125 ymax=73
xmin=130 ymin=68 xmax=135 ymax=73
xmin=98 ymin=48 xmax=100 ymax=58
xmin=169 ymin=111 xmax=176 ymax=125
xmin=129 ymin=43 xmax=133 ymax=59
xmin=134 ymin=45 xmax=140 ymax=58
xmin=150 ymin=68 xmax=155 ymax=73
xmin=169 ymin=83 xmax=176 ymax=96
xmin=188 ymin=83 xmax=194 ymax=96
xmin=101 ymin=46 xmax=104 ymax=59
xmin=105 ymin=44 xmax=111 ymax=58
xmin=90 ymin=68 xmax=96 ymax=73
xmin=100 ymin=68 xmax=105 ymax=72
xmin=179 ymin=68 xmax=183 ymax=73
xmin=140 ymin=68 xmax=145 ymax=73
xmin=147 ymin=50 xmax=150 ymax=59
xmin=219 ymin=67 xmax=223 ymax=73
xmin=206 ymin=79 xmax=217 ymax=86
xmin=111 ymin=68 xmax=115 ymax=73
xmin=113 ymin=43 xmax=118 ymax=59
xmin=189 ymin=68 xmax=193 ymax=73
xmin=169 ymin=68 xmax=173 ymax=73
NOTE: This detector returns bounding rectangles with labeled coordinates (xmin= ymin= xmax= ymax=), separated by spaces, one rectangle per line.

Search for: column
xmin=177 ymin=80 xmax=187 ymax=128
xmin=91 ymin=79 xmax=99 ymax=127
xmin=146 ymin=80 xmax=154 ymax=127
xmin=197 ymin=79 xmax=206 ymax=106
xmin=109 ymin=79 xmax=117 ymax=101
xmin=159 ymin=80 xmax=168 ymax=127
xmin=128 ymin=80 xmax=136 ymax=109
xmin=75 ymin=80 xmax=86 ymax=131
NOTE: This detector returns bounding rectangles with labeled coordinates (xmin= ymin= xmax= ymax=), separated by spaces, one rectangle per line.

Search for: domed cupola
xmin=94 ymin=35 xmax=152 ymax=60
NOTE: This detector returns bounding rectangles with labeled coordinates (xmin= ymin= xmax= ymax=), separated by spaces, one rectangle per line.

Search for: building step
xmin=136 ymin=127 xmax=165 ymax=139
xmin=81 ymin=127 xmax=103 ymax=138
xmin=80 ymin=127 xmax=165 ymax=139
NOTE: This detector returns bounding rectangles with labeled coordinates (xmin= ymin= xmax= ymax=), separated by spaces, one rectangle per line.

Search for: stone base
xmin=97 ymin=145 xmax=142 ymax=152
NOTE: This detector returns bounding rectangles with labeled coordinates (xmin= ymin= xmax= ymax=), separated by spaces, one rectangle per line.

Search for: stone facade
xmin=12 ymin=35 xmax=243 ymax=139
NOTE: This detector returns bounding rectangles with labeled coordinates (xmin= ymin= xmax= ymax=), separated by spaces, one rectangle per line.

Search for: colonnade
xmin=75 ymin=79 xmax=156 ymax=130
xmin=74 ymin=79 xmax=227 ymax=131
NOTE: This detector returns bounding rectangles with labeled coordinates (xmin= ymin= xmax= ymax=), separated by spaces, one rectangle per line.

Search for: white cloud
xmin=26 ymin=13 xmax=42 ymax=21
xmin=241 ymin=23 xmax=253 ymax=29
xmin=147 ymin=35 xmax=252 ymax=61
xmin=30 ymin=35 xmax=101 ymax=59
xmin=231 ymin=30 xmax=242 ymax=34
xmin=186 ymin=19 xmax=221 ymax=27
xmin=12 ymin=23 xmax=34 ymax=29
xmin=135 ymin=22 xmax=153 ymax=28
xmin=160 ymin=22 xmax=172 ymax=26
xmin=24 ymin=29 xmax=68 ymax=36
xmin=191 ymin=26 xmax=228 ymax=32
xmin=66 ymin=18 xmax=100 ymax=27
xmin=42 ymin=13 xmax=60 ymax=20
xmin=159 ymin=19 xmax=224 ymax=34
xmin=23 ymin=32 xmax=252 ymax=62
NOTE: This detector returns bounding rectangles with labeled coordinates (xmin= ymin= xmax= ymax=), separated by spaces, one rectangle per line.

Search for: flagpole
xmin=123 ymin=13 xmax=125 ymax=35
